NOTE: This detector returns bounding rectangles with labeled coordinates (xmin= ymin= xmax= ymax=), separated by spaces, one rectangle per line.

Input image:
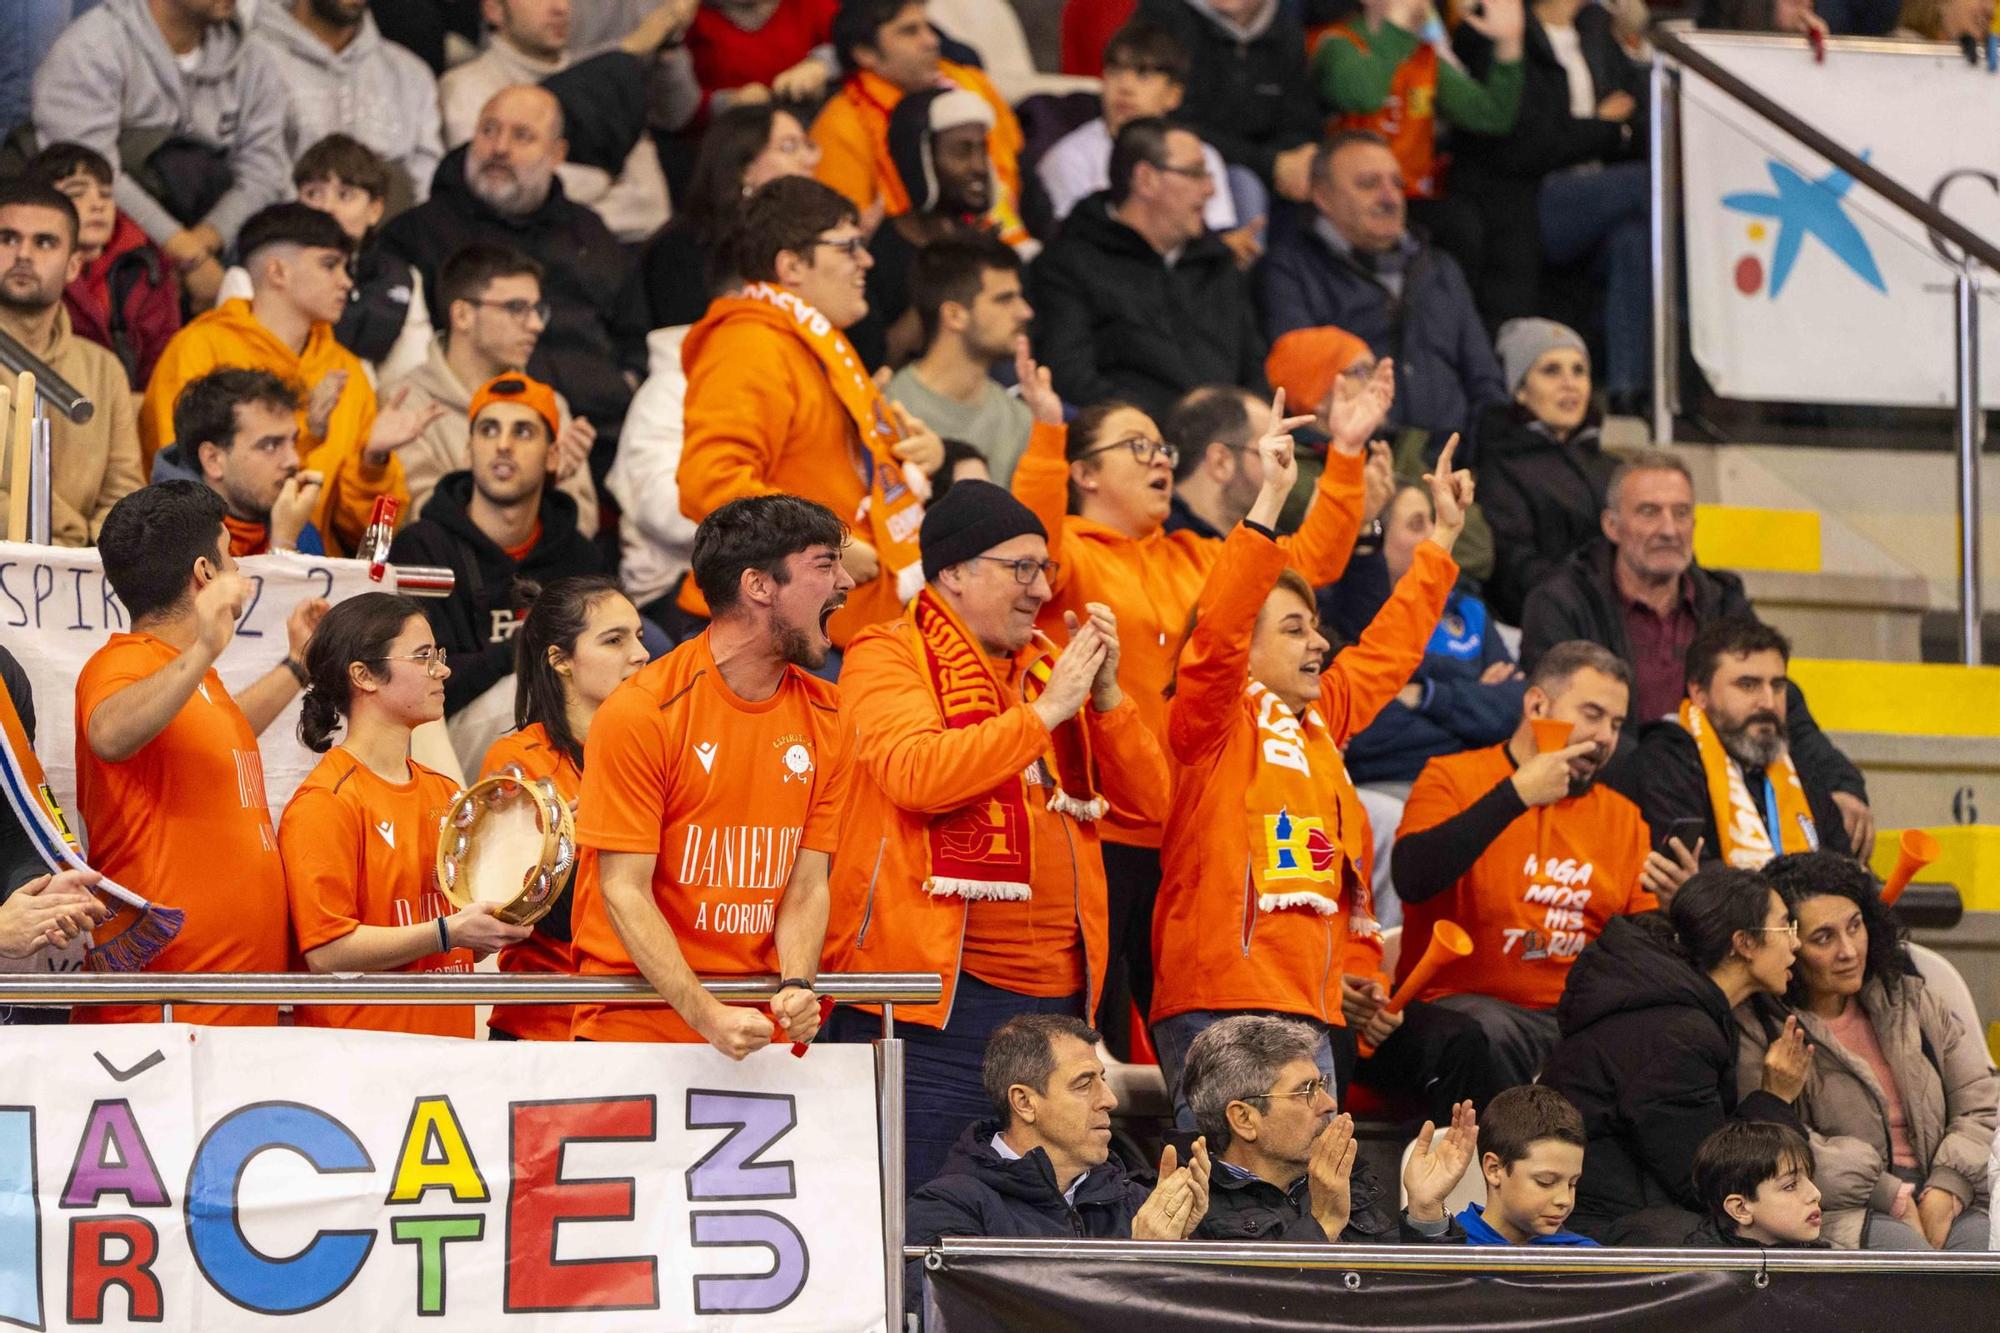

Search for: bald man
xmin=380 ymin=85 xmax=649 ymax=451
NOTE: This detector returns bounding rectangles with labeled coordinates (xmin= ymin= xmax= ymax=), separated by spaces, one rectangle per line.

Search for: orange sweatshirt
xmin=674 ymin=293 xmax=902 ymax=644
xmin=823 ymin=615 xmax=1168 ymax=1029
xmin=1152 ymin=524 xmax=1455 ymax=1026
xmin=1011 ymin=427 xmax=1366 ymax=846
xmin=139 ymin=299 xmax=407 ymax=557
xmin=812 ymin=63 xmax=1025 ymax=222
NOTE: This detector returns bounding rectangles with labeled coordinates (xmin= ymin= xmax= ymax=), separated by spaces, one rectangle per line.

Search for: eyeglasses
xmin=472 ymin=298 xmax=551 ymax=323
xmin=1152 ymin=159 xmax=1212 ymax=183
xmin=815 ymin=235 xmax=868 ymax=260
xmin=970 ymin=555 xmax=1060 ymax=586
xmin=1245 ymin=1078 xmax=1330 ymax=1104
xmin=374 ymin=647 xmax=449 ymax=678
xmin=1752 ymin=922 xmax=1800 ymax=943
xmin=1078 ymin=434 xmax=1179 ymax=468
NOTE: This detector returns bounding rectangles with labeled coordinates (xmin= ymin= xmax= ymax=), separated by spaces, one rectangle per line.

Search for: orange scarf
xmin=723 ymin=282 xmax=928 ymax=601
xmin=1679 ymin=699 xmax=1819 ymax=868
xmin=1242 ymin=681 xmax=1377 ymax=932
xmin=911 ymin=587 xmax=1102 ymax=900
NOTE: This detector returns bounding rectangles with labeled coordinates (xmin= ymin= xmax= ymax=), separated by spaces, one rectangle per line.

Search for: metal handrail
xmin=0 ymin=971 xmax=941 ymax=1006
xmin=1651 ymin=26 xmax=2000 ymax=275
xmin=0 ymin=325 xmax=93 ymax=424
xmin=920 ymin=1237 xmax=2000 ymax=1274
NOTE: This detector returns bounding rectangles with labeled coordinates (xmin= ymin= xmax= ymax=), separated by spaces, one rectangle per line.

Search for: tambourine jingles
xmin=434 ymin=772 xmax=576 ymax=926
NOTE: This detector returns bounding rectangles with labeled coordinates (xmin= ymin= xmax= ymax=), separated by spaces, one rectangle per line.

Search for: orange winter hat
xmin=1264 ymin=326 xmax=1371 ymax=413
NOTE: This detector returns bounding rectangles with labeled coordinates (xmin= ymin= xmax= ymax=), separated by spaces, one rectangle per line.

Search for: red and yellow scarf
xmin=911 ymin=587 xmax=1103 ymax=900
xmin=1241 ymin=681 xmax=1376 ymax=932
xmin=1679 ymin=699 xmax=1819 ymax=867
xmin=725 ymin=282 xmax=928 ymax=601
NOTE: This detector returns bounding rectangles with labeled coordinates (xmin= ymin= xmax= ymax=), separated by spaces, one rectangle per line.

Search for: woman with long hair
xmin=1543 ymin=865 xmax=1812 ymax=1243
xmin=281 ymin=593 xmax=529 ymax=1037
xmin=1740 ymin=852 xmax=1996 ymax=1249
xmin=480 ymin=577 xmax=650 ymax=1041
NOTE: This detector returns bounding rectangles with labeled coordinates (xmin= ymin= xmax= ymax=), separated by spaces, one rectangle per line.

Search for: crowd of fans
xmin=2 ymin=0 xmax=1995 ymax=1295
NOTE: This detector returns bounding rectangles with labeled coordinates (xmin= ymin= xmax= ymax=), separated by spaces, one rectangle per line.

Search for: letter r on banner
xmin=69 ymin=1216 xmax=163 ymax=1323
xmin=505 ymin=1097 xmax=660 ymax=1314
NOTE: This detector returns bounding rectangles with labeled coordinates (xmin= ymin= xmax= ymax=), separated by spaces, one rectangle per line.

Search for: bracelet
xmin=775 ymin=977 xmax=815 ymax=993
xmin=282 ymin=656 xmax=309 ymax=687
xmin=436 ymin=916 xmax=451 ymax=953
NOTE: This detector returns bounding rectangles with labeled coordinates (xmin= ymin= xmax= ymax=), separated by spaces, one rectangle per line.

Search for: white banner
xmin=1678 ymin=31 xmax=2000 ymax=407
xmin=0 ymin=542 xmax=380 ymax=834
xmin=0 ymin=1024 xmax=887 ymax=1331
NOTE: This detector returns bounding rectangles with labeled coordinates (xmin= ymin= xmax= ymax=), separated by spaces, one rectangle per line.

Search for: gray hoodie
xmin=32 ymin=0 xmax=290 ymax=246
xmin=250 ymin=4 xmax=443 ymax=205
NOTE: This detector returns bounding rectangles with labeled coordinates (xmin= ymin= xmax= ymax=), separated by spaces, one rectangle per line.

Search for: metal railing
xmin=0 ymin=970 xmax=937 ymax=1333
xmin=1649 ymin=26 xmax=1998 ymax=664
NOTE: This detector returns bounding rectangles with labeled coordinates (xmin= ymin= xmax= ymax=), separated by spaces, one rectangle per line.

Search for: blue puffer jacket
xmin=1327 ymin=558 xmax=1525 ymax=784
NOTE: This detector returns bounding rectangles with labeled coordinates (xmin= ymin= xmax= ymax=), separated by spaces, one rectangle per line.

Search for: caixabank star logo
xmin=1722 ymin=157 xmax=1886 ymax=298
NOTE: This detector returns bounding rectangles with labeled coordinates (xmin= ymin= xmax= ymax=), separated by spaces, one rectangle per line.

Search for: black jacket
xmin=1682 ymin=1213 xmax=1834 ymax=1248
xmin=1257 ymin=224 xmax=1505 ymax=446
xmin=1193 ymin=1156 xmax=1462 ymax=1244
xmin=1542 ymin=914 xmax=1800 ymax=1240
xmin=379 ymin=147 xmax=648 ymax=438
xmin=1030 ymin=192 xmax=1267 ymax=419
xmin=1133 ymin=0 xmax=1319 ymax=185
xmin=335 ymin=242 xmax=421 ymax=366
xmin=0 ymin=646 xmax=41 ymax=895
xmin=906 ymin=1119 xmax=1155 ymax=1309
xmin=385 ymin=471 xmax=603 ymax=715
xmin=1453 ymin=6 xmax=1645 ymax=185
xmin=1475 ymin=403 xmax=1619 ymax=625
xmin=1518 ymin=540 xmax=1867 ymax=803
xmin=1621 ymin=718 xmax=1854 ymax=867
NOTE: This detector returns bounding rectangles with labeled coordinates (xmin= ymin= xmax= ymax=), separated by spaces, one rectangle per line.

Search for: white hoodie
xmin=32 ymin=0 xmax=290 ymax=246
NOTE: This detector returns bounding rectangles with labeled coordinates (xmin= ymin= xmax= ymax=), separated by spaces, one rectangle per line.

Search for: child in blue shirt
xmin=1456 ymin=1084 xmax=1599 ymax=1246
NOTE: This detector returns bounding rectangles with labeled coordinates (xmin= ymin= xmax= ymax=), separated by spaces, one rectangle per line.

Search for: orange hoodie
xmin=812 ymin=63 xmax=1025 ymax=222
xmin=139 ymin=299 xmax=407 ymax=557
xmin=675 ymin=293 xmax=906 ymax=645
xmin=1152 ymin=523 xmax=1456 ymax=1026
xmin=822 ymin=614 xmax=1168 ymax=1029
xmin=1010 ymin=425 xmax=1366 ymax=846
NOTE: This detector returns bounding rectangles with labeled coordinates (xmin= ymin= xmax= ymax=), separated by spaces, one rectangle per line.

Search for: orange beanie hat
xmin=1264 ymin=326 xmax=1371 ymax=414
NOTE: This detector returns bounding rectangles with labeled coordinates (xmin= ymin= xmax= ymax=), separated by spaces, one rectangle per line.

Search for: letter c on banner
xmin=185 ymin=1101 xmax=377 ymax=1315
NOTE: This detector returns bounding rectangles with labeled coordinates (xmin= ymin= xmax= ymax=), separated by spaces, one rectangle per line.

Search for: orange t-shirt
xmin=1395 ymin=744 xmax=1656 ymax=1009
xmin=72 ymin=632 xmax=289 ymax=1026
xmin=571 ymin=632 xmax=852 ymax=1043
xmin=479 ymin=724 xmax=583 ymax=1042
xmin=280 ymin=748 xmax=475 ymax=1038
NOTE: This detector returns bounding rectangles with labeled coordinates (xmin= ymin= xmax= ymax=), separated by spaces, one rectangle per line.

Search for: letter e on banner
xmin=505 ymin=1096 xmax=660 ymax=1314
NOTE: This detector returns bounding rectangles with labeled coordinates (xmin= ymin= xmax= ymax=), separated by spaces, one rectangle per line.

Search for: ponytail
xmin=511 ymin=575 xmax=625 ymax=769
xmin=297 ymin=592 xmax=425 ymax=752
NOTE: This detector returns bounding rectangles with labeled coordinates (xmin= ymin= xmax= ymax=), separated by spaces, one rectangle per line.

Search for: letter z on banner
xmin=0 ymin=1025 xmax=886 ymax=1331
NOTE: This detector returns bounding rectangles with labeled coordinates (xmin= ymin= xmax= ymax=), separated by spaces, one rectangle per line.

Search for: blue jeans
xmin=827 ymin=972 xmax=1082 ymax=1192
xmin=1539 ymin=161 xmax=1652 ymax=397
xmin=1151 ymin=1009 xmax=1342 ymax=1133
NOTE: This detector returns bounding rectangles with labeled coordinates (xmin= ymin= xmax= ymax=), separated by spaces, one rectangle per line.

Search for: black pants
xmin=1097 ymin=841 xmax=1161 ymax=1060
xmin=1353 ymin=995 xmax=1536 ymax=1121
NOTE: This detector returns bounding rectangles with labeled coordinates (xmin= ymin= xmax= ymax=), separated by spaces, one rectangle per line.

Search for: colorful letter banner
xmin=0 ymin=1024 xmax=887 ymax=1331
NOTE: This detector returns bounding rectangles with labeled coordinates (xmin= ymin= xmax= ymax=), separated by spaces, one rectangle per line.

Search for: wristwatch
xmin=282 ymin=656 xmax=309 ymax=687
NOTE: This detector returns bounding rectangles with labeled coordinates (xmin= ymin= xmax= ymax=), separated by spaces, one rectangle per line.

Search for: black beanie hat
xmin=919 ymin=480 xmax=1047 ymax=582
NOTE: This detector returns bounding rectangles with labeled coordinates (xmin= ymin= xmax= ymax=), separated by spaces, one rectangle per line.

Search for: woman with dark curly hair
xmin=1740 ymin=851 xmax=1996 ymax=1250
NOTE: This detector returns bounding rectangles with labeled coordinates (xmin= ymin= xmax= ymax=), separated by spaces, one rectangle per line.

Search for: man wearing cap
xmin=824 ymin=479 xmax=1168 ymax=1189
xmin=388 ymin=372 xmax=604 ymax=730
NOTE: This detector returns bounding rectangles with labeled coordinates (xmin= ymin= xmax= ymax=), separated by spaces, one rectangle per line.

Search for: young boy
xmin=217 ymin=135 xmax=431 ymax=383
xmin=26 ymin=142 xmax=183 ymax=390
xmin=1456 ymin=1084 xmax=1598 ymax=1246
xmin=1687 ymin=1122 xmax=1828 ymax=1249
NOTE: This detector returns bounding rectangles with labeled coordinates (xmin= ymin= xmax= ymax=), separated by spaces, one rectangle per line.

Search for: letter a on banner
xmin=388 ymin=1096 xmax=489 ymax=1204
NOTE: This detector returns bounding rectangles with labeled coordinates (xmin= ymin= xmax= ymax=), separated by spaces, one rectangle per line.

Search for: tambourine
xmin=434 ymin=772 xmax=576 ymax=926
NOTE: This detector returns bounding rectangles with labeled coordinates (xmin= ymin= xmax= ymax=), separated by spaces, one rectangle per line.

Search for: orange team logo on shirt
xmin=1507 ymin=853 xmax=1599 ymax=961
xmin=1263 ymin=808 xmax=1338 ymax=881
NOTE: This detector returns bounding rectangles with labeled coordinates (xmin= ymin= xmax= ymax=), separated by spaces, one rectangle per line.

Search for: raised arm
xmin=85 ymin=573 xmax=244 ymax=763
xmin=1284 ymin=357 xmax=1395 ymax=586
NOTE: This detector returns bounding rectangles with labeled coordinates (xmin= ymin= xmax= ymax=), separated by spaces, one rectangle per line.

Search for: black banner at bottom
xmin=922 ymin=1250 xmax=1998 ymax=1332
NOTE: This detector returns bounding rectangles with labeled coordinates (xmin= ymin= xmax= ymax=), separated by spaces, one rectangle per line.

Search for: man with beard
xmin=1360 ymin=641 xmax=1695 ymax=1104
xmin=1623 ymin=618 xmax=1849 ymax=870
xmin=822 ymin=479 xmax=1167 ymax=1188
xmin=0 ymin=180 xmax=142 ymax=547
xmin=151 ymin=368 xmax=326 ymax=556
xmin=571 ymin=494 xmax=854 ymax=1055
xmin=379 ymin=85 xmax=649 ymax=457
xmin=1519 ymin=451 xmax=1874 ymax=858
xmin=386 ymin=372 xmax=603 ymax=722
xmin=884 ymin=234 xmax=1037 ymax=484
xmin=251 ymin=0 xmax=443 ymax=207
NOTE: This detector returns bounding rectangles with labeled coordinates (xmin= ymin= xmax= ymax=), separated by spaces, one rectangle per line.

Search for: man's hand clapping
xmin=1402 ymin=1101 xmax=1478 ymax=1222
xmin=1030 ymin=624 xmax=1107 ymax=732
xmin=1133 ymin=1138 xmax=1211 ymax=1240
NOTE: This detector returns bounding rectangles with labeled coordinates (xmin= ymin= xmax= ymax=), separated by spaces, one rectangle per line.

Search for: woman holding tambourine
xmin=479 ymin=577 xmax=649 ymax=1041
xmin=281 ymin=593 xmax=530 ymax=1038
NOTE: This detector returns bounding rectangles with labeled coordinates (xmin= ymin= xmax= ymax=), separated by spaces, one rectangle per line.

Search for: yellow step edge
xmin=1869 ymin=825 xmax=2000 ymax=912
xmin=1694 ymin=504 xmax=1822 ymax=573
xmin=1790 ymin=659 xmax=2000 ymax=739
